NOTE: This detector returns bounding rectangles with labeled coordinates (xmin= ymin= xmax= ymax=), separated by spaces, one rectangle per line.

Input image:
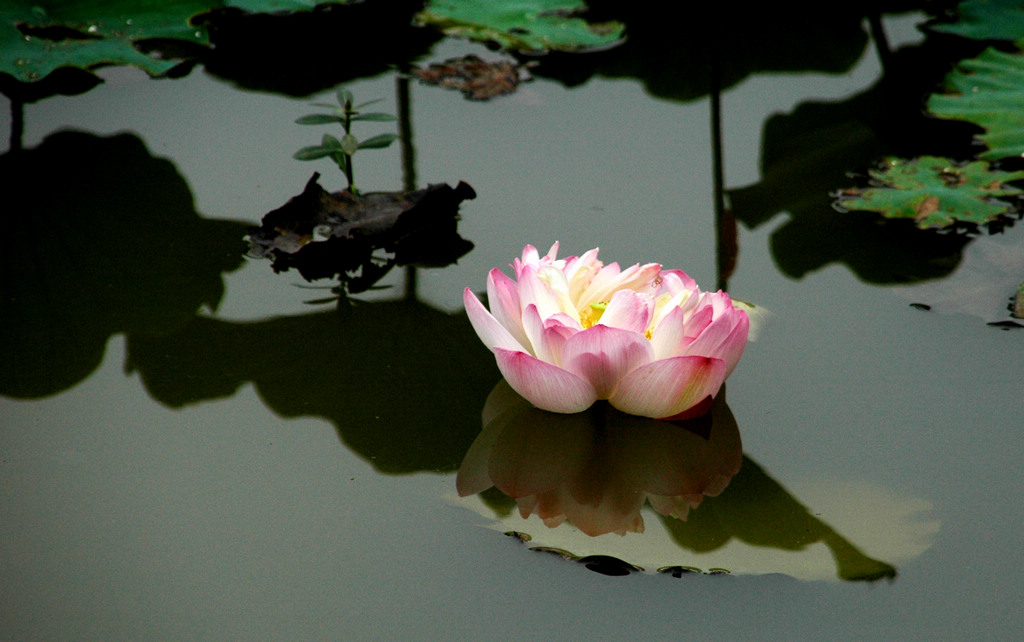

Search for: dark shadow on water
xmin=194 ymin=1 xmax=441 ymax=97
xmin=0 ymin=131 xmax=249 ymax=398
xmin=464 ymin=385 xmax=897 ymax=582
xmin=661 ymin=456 xmax=898 ymax=583
xmin=729 ymin=36 xmax=986 ymax=283
xmin=532 ymin=4 xmax=873 ymax=101
xmin=125 ymin=300 xmax=500 ymax=474
xmin=0 ymin=71 xmax=491 ymax=473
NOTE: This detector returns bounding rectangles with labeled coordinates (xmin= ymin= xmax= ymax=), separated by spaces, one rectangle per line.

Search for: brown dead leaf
xmin=915 ymin=196 xmax=940 ymax=221
xmin=247 ymin=173 xmax=475 ymax=291
xmin=412 ymin=54 xmax=534 ymax=100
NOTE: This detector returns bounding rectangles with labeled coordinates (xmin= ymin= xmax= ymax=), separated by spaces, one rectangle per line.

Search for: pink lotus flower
xmin=463 ymin=243 xmax=749 ymax=419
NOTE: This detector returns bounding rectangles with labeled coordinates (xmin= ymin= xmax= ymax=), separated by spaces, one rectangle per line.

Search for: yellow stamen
xmin=582 ymin=301 xmax=607 ymax=329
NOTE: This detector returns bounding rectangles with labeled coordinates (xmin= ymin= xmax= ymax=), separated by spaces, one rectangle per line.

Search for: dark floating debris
xmin=658 ymin=566 xmax=732 ymax=578
xmin=412 ymin=54 xmax=534 ymax=101
xmin=528 ymin=546 xmax=642 ymax=575
xmin=909 ymin=303 xmax=932 ymax=311
xmin=503 ymin=532 xmax=647 ymax=577
xmin=246 ymin=173 xmax=475 ymax=296
xmin=987 ymin=320 xmax=1024 ymax=330
xmin=578 ymin=555 xmax=642 ymax=577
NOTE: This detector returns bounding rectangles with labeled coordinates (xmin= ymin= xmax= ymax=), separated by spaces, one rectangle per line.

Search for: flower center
xmin=580 ymin=301 xmax=607 ymax=329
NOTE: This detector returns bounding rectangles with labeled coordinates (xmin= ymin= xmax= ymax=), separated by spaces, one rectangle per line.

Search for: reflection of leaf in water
xmin=246 ymin=173 xmax=475 ymax=294
xmin=892 ymin=227 xmax=1024 ymax=323
xmin=460 ymin=450 xmax=917 ymax=582
xmin=661 ymin=457 xmax=899 ymax=583
xmin=126 ymin=301 xmax=499 ymax=473
xmin=535 ymin=3 xmax=870 ymax=102
xmin=195 ymin=1 xmax=441 ymax=96
xmin=414 ymin=0 xmax=625 ymax=54
xmin=928 ymin=47 xmax=1024 ymax=160
xmin=728 ymin=97 xmax=970 ymax=282
xmin=0 ymin=131 xmax=248 ymax=399
xmin=726 ymin=36 xmax=992 ymax=283
xmin=835 ymin=156 xmax=1024 ymax=229
xmin=928 ymin=0 xmax=1024 ymax=42
xmin=413 ymin=54 xmax=534 ymax=101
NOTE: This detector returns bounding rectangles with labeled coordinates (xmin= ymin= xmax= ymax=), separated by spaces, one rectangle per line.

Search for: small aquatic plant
xmin=293 ymin=87 xmax=398 ymax=194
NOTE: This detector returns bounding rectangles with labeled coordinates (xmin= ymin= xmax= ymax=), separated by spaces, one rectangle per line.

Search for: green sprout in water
xmin=293 ymin=87 xmax=398 ymax=194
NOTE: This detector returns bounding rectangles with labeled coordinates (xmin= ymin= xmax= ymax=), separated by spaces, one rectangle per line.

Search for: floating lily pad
xmin=0 ymin=0 xmax=342 ymax=83
xmin=413 ymin=0 xmax=624 ymax=54
xmin=928 ymin=0 xmax=1024 ymax=43
xmin=927 ymin=47 xmax=1024 ymax=160
xmin=835 ymin=156 xmax=1024 ymax=229
xmin=0 ymin=1 xmax=209 ymax=82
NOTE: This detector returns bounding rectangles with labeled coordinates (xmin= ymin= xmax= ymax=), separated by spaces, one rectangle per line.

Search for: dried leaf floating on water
xmin=412 ymin=54 xmax=534 ymax=100
xmin=247 ymin=173 xmax=475 ymax=292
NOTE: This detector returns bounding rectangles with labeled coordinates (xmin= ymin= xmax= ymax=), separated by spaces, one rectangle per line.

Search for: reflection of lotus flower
xmin=457 ymin=381 xmax=743 ymax=536
xmin=463 ymin=243 xmax=750 ymax=418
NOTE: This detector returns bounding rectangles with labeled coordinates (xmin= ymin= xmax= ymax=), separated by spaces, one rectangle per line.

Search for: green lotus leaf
xmin=414 ymin=0 xmax=624 ymax=54
xmin=0 ymin=0 xmax=212 ymax=82
xmin=928 ymin=0 xmax=1024 ymax=42
xmin=835 ymin=156 xmax=1024 ymax=229
xmin=927 ymin=47 xmax=1024 ymax=160
xmin=0 ymin=0 xmax=342 ymax=83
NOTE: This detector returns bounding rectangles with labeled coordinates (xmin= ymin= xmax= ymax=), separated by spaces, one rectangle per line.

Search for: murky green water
xmin=2 ymin=10 xmax=1022 ymax=639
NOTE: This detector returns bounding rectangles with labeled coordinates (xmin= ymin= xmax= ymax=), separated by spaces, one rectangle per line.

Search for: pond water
xmin=2 ymin=9 xmax=1023 ymax=639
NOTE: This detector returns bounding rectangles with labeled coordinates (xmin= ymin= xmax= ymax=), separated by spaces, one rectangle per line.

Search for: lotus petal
xmin=486 ymin=268 xmax=530 ymax=349
xmin=598 ymin=289 xmax=655 ymax=335
xmin=494 ymin=348 xmax=598 ymax=413
xmin=610 ymin=355 xmax=726 ymax=418
xmin=463 ymin=287 xmax=528 ymax=354
xmin=560 ymin=325 xmax=654 ymax=399
xmin=465 ymin=245 xmax=753 ymax=416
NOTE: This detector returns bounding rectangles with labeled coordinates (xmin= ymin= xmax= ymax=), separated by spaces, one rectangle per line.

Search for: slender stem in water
xmin=342 ymin=97 xmax=355 ymax=191
xmin=397 ymin=73 xmax=420 ymax=301
xmin=9 ymin=98 xmax=23 ymax=152
xmin=344 ymin=155 xmax=354 ymax=192
xmin=709 ymin=30 xmax=736 ymax=292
